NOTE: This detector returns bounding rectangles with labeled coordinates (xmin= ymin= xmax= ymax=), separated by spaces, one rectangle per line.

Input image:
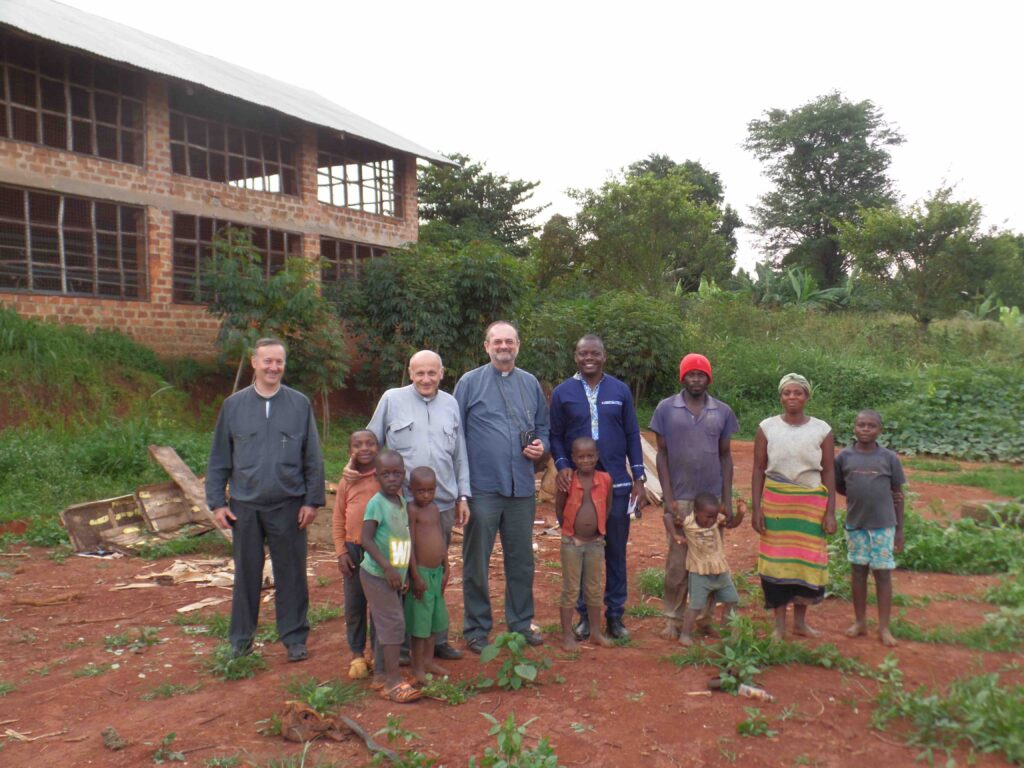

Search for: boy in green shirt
xmin=360 ymin=451 xmax=419 ymax=703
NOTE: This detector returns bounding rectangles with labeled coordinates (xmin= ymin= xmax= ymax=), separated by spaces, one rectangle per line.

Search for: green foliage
xmin=152 ymin=732 xmax=185 ymax=764
xmin=140 ymin=682 xmax=202 ymax=701
xmin=479 ymin=632 xmax=551 ymax=691
xmin=469 ymin=713 xmax=563 ymax=768
xmin=285 ymin=676 xmax=363 ymax=715
xmin=987 ymin=565 xmax=1024 ymax=607
xmin=840 ymin=188 xmax=1023 ymax=326
xmin=73 ymin=662 xmax=115 ymax=678
xmin=371 ymin=715 xmax=437 ymax=768
xmin=518 ymin=290 xmax=684 ymax=400
xmin=913 ymin=468 xmax=1024 ymax=498
xmin=898 ymin=509 xmax=1024 ymax=574
xmin=137 ymin=533 xmax=231 ymax=561
xmin=742 ymin=264 xmax=853 ymax=310
xmin=264 ymin=743 xmax=340 ymax=768
xmin=307 ymin=603 xmax=343 ymax=627
xmin=570 ymin=163 xmax=734 ymax=293
xmin=105 ymin=626 xmax=161 ymax=652
xmin=173 ymin=611 xmax=231 ymax=639
xmin=0 ymin=681 xmax=15 ymax=696
xmin=636 ymin=568 xmax=666 ymax=599
xmin=745 ymin=91 xmax=903 ymax=286
xmin=624 ymin=603 xmax=662 ymax=619
xmin=889 ymin=608 xmax=1024 ymax=653
xmin=419 ymin=674 xmax=484 ymax=706
xmin=418 ymin=152 xmax=545 ymax=256
xmin=668 ymin=615 xmax=869 ymax=691
xmin=202 ymin=643 xmax=267 ymax=681
xmin=204 ymin=757 xmax=240 ymax=768
xmin=736 ymin=707 xmax=778 ymax=738
xmin=872 ymin=656 xmax=1024 ymax=765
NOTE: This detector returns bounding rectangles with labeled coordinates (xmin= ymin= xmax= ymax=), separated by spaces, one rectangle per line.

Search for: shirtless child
xmin=555 ymin=437 xmax=614 ymax=651
xmin=404 ymin=466 xmax=452 ymax=684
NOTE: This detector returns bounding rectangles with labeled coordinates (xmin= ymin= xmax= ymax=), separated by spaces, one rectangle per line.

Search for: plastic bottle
xmin=737 ymin=683 xmax=775 ymax=702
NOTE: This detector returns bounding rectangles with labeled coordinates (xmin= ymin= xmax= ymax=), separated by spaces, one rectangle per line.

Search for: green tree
xmin=571 ymin=167 xmax=733 ymax=294
xmin=530 ymin=213 xmax=581 ymax=291
xmin=203 ymin=227 xmax=348 ymax=435
xmin=418 ymin=152 xmax=547 ymax=256
xmin=745 ymin=92 xmax=904 ymax=286
xmin=838 ymin=188 xmax=1020 ymax=326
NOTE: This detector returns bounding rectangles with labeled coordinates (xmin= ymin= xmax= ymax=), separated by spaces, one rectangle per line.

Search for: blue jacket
xmin=550 ymin=373 xmax=645 ymax=495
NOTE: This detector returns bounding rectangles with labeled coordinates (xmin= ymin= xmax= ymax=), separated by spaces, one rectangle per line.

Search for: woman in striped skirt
xmin=751 ymin=373 xmax=837 ymax=641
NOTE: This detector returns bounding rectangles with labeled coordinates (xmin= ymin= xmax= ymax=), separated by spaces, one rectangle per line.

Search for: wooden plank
xmin=641 ymin=437 xmax=663 ymax=505
xmin=136 ymin=482 xmax=207 ymax=533
xmin=147 ymin=445 xmax=231 ymax=541
xmin=60 ymin=494 xmax=144 ymax=552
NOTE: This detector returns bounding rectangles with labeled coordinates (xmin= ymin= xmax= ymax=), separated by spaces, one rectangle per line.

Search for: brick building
xmin=0 ymin=0 xmax=448 ymax=356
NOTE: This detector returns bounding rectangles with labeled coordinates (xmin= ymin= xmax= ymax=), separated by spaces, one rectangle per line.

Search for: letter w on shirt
xmin=390 ymin=539 xmax=411 ymax=568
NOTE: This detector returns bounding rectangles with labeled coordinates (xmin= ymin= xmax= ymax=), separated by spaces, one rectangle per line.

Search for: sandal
xmin=369 ymin=678 xmax=386 ymax=691
xmin=380 ymin=681 xmax=421 ymax=703
xmin=348 ymin=657 xmax=370 ymax=680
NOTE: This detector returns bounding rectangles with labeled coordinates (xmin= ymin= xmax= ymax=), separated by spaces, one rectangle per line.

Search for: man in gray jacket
xmin=206 ymin=337 xmax=324 ymax=662
xmin=367 ymin=349 xmax=471 ymax=660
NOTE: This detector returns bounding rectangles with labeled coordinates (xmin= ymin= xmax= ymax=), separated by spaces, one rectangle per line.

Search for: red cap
xmin=679 ymin=353 xmax=712 ymax=383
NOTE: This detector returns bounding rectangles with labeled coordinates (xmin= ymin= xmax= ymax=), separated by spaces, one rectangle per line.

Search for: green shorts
xmin=403 ymin=565 xmax=449 ymax=639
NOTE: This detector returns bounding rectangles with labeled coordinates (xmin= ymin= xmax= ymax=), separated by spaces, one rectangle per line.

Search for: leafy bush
xmin=899 ymin=510 xmax=1024 ymax=574
xmin=872 ymin=657 xmax=1024 ymax=765
xmin=479 ymin=632 xmax=551 ymax=691
xmin=202 ymin=643 xmax=267 ymax=681
xmin=284 ymin=675 xmax=363 ymax=715
xmin=468 ymin=713 xmax=562 ymax=768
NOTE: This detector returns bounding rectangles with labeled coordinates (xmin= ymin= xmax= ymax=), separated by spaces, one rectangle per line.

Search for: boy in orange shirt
xmin=332 ymin=429 xmax=381 ymax=679
xmin=555 ymin=436 xmax=614 ymax=651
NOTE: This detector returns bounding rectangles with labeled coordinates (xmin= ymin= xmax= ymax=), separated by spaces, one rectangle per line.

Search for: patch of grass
xmin=636 ymin=568 xmax=665 ymax=598
xmin=173 ymin=611 xmax=230 ymax=639
xmin=138 ymin=534 xmax=231 ymax=560
xmin=915 ymin=468 xmax=1024 ymax=498
xmin=308 ymin=603 xmax=343 ymax=628
xmin=737 ymin=707 xmax=777 ymax=738
xmin=140 ymin=682 xmax=202 ymax=701
xmin=152 ymin=732 xmax=185 ymax=764
xmin=0 ymin=681 xmax=15 ymax=696
xmin=204 ymin=757 xmax=240 ymax=768
xmin=538 ymin=622 xmax=561 ymax=635
xmin=202 ymin=643 xmax=267 ymax=681
xmin=105 ymin=626 xmax=161 ymax=652
xmin=899 ymin=508 xmax=1024 ymax=574
xmin=624 ymin=602 xmax=662 ymax=619
xmin=872 ymin=656 xmax=1024 ymax=765
xmin=611 ymin=636 xmax=633 ymax=647
xmin=987 ymin=566 xmax=1024 ymax=607
xmin=284 ymin=675 xmax=363 ymax=715
xmin=73 ymin=662 xmax=115 ymax=678
xmin=419 ymin=674 xmax=484 ymax=706
xmin=902 ymin=458 xmax=961 ymax=472
xmin=667 ymin=615 xmax=870 ymax=691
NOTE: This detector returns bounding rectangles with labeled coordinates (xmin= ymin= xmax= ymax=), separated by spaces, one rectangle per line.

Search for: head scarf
xmin=679 ymin=353 xmax=713 ymax=383
xmin=778 ymin=372 xmax=812 ymax=396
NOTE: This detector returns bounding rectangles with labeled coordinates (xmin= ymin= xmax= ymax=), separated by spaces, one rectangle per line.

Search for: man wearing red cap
xmin=649 ymin=353 xmax=739 ymax=641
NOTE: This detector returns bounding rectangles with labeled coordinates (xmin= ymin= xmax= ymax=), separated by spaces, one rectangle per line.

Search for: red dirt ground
xmin=0 ymin=441 xmax=1017 ymax=767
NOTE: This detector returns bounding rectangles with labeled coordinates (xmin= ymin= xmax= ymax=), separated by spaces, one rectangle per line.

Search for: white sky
xmin=60 ymin=0 xmax=1023 ymax=272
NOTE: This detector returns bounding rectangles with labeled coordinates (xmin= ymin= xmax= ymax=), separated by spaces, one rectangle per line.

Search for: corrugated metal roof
xmin=0 ymin=0 xmax=451 ymax=164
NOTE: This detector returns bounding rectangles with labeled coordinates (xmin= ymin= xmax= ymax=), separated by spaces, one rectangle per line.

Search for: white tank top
xmin=759 ymin=415 xmax=832 ymax=488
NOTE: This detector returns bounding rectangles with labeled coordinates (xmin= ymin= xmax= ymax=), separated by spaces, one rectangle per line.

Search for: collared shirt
xmin=453 ymin=364 xmax=550 ymax=498
xmin=649 ymin=392 xmax=739 ymax=501
xmin=366 ymin=384 xmax=470 ymax=510
xmin=550 ymin=373 xmax=645 ymax=494
xmin=575 ymin=372 xmax=602 ymax=440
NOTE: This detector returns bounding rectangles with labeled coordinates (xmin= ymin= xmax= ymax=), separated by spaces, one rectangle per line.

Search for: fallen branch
xmin=13 ymin=592 xmax=80 ymax=606
xmin=338 ymin=716 xmax=397 ymax=762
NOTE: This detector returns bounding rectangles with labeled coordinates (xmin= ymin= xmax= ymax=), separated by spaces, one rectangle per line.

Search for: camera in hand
xmin=520 ymin=429 xmax=538 ymax=449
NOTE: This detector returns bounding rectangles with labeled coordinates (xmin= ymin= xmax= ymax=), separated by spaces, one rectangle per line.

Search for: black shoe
xmin=520 ymin=629 xmax=544 ymax=647
xmin=606 ymin=617 xmax=629 ymax=640
xmin=286 ymin=643 xmax=308 ymax=662
xmin=465 ymin=636 xmax=489 ymax=655
xmin=231 ymin=641 xmax=253 ymax=659
xmin=433 ymin=642 xmax=464 ymax=661
xmin=572 ymin=615 xmax=590 ymax=641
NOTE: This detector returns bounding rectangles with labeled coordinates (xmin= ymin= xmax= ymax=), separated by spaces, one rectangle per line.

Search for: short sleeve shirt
xmin=682 ymin=512 xmax=730 ymax=575
xmin=359 ymin=493 xmax=411 ymax=579
xmin=835 ymin=446 xmax=906 ymax=529
xmin=649 ymin=394 xmax=739 ymax=501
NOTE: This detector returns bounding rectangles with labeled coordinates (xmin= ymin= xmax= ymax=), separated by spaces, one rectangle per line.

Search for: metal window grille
xmin=316 ymin=133 xmax=403 ymax=217
xmin=171 ymin=213 xmax=302 ymax=304
xmin=319 ymin=236 xmax=387 ymax=285
xmin=0 ymin=182 xmax=146 ymax=298
xmin=0 ymin=30 xmax=145 ymax=165
xmin=168 ymin=87 xmax=298 ymax=195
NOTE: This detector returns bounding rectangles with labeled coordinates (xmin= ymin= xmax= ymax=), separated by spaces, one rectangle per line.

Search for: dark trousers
xmin=343 ymin=542 xmax=376 ymax=655
xmin=577 ymin=492 xmax=630 ymax=620
xmin=462 ymin=493 xmax=535 ymax=641
xmin=228 ymin=497 xmax=309 ymax=650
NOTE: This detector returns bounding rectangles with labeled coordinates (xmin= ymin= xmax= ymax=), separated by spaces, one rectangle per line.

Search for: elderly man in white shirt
xmin=367 ymin=349 xmax=471 ymax=660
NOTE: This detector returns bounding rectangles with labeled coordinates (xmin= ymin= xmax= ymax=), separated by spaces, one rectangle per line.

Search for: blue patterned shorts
xmin=845 ymin=526 xmax=896 ymax=571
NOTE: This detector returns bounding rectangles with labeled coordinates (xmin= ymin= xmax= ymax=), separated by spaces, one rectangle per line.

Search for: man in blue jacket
xmin=550 ymin=334 xmax=646 ymax=640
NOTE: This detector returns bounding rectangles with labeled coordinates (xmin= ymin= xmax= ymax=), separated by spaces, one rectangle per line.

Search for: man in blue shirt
xmin=550 ymin=334 xmax=646 ymax=640
xmin=454 ymin=321 xmax=550 ymax=653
